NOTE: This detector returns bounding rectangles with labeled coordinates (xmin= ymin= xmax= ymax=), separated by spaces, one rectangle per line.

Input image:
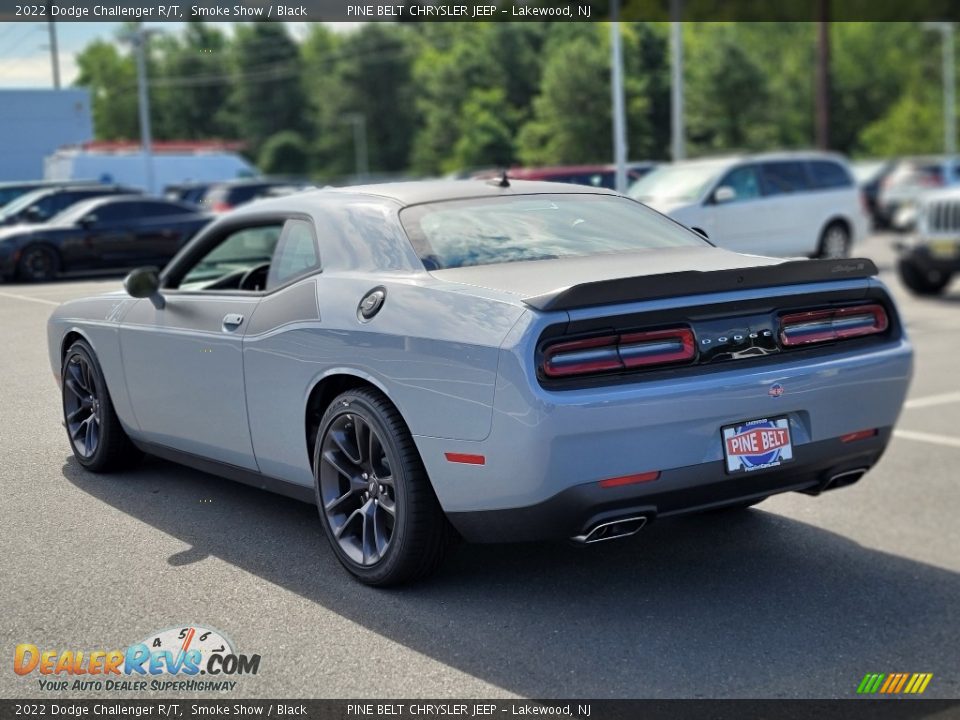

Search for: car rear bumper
xmin=446 ymin=429 xmax=890 ymax=542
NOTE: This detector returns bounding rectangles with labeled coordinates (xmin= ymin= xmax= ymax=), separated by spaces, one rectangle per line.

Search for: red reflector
xmin=780 ymin=304 xmax=888 ymax=347
xmin=840 ymin=429 xmax=878 ymax=443
xmin=598 ymin=471 xmax=661 ymax=488
xmin=445 ymin=452 xmax=486 ymax=465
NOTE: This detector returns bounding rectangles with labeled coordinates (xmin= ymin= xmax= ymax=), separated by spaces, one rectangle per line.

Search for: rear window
xmin=399 ymin=194 xmax=707 ymax=270
xmin=808 ymin=160 xmax=853 ymax=189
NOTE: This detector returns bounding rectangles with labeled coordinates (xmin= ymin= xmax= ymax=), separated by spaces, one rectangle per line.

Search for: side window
xmin=90 ymin=202 xmax=138 ymax=224
xmin=266 ymin=219 xmax=320 ymax=290
xmin=139 ymin=201 xmax=185 ymax=217
xmin=179 ymin=224 xmax=283 ymax=290
xmin=808 ymin=161 xmax=853 ymax=190
xmin=717 ymin=165 xmax=761 ymax=202
xmin=761 ymin=162 xmax=811 ymax=195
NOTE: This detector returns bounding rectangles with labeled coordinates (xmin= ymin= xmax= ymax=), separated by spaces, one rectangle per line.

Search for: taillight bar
xmin=542 ymin=327 xmax=695 ymax=378
xmin=779 ymin=304 xmax=889 ymax=347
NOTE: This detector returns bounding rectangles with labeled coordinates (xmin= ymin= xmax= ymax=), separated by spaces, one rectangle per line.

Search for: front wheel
xmin=898 ymin=259 xmax=952 ymax=296
xmin=313 ymin=388 xmax=450 ymax=586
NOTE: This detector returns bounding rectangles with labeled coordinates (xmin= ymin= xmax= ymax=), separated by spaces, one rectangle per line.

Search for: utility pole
xmin=924 ymin=22 xmax=957 ymax=160
xmin=670 ymin=0 xmax=685 ymax=161
xmin=132 ymin=23 xmax=155 ymax=194
xmin=47 ymin=19 xmax=60 ymax=89
xmin=610 ymin=0 xmax=628 ymax=193
xmin=815 ymin=0 xmax=831 ymax=150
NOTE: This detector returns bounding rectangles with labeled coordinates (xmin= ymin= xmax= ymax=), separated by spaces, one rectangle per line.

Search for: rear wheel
xmin=817 ymin=222 xmax=851 ymax=259
xmin=898 ymin=259 xmax=952 ymax=296
xmin=17 ymin=244 xmax=60 ymax=282
xmin=313 ymin=388 xmax=450 ymax=586
xmin=62 ymin=340 xmax=142 ymax=472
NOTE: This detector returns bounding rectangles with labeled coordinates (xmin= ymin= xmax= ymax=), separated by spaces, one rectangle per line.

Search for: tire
xmin=898 ymin=259 xmax=952 ymax=296
xmin=62 ymin=340 xmax=142 ymax=473
xmin=817 ymin=222 xmax=851 ymax=259
xmin=17 ymin=244 xmax=60 ymax=282
xmin=313 ymin=388 xmax=450 ymax=586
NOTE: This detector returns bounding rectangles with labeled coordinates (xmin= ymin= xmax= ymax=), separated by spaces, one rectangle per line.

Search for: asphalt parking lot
xmin=1 ymin=233 xmax=958 ymax=700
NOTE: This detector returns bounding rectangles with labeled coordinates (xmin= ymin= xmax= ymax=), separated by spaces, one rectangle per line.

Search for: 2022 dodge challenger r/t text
xmin=47 ymin=180 xmax=913 ymax=585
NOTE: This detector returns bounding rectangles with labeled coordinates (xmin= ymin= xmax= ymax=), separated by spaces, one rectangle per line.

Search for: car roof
xmin=668 ymin=151 xmax=850 ymax=167
xmin=326 ymin=179 xmax=620 ymax=206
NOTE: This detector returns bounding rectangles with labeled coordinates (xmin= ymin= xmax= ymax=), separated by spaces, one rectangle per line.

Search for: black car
xmin=0 ymin=197 xmax=212 ymax=282
xmin=0 ymin=180 xmax=99 ymax=210
xmin=0 ymin=185 xmax=141 ymax=227
xmin=163 ymin=182 xmax=213 ymax=206
xmin=202 ymin=178 xmax=312 ymax=212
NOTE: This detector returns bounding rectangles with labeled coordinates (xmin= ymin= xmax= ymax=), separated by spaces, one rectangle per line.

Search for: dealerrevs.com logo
xmin=14 ymin=625 xmax=261 ymax=693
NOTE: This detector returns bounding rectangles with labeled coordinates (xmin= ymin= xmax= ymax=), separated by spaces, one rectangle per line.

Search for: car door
xmin=118 ymin=221 xmax=284 ymax=470
xmin=128 ymin=200 xmax=197 ymax=264
xmin=707 ymin=163 xmax=780 ymax=254
xmin=80 ymin=201 xmax=140 ymax=268
xmin=756 ymin=161 xmax=814 ymax=256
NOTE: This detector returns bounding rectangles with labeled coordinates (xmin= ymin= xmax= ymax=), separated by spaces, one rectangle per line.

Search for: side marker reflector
xmin=840 ymin=429 xmax=878 ymax=443
xmin=599 ymin=471 xmax=661 ymax=488
xmin=445 ymin=452 xmax=486 ymax=465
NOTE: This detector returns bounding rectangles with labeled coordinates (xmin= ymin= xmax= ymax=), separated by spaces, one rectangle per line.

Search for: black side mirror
xmin=692 ymin=227 xmax=709 ymax=240
xmin=123 ymin=267 xmax=165 ymax=309
xmin=24 ymin=206 xmax=45 ymax=222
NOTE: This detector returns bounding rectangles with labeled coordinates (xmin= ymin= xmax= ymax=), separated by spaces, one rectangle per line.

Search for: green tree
xmin=450 ymin=87 xmax=518 ymax=171
xmin=516 ymin=28 xmax=612 ymax=165
xmin=230 ymin=23 xmax=306 ymax=156
xmin=259 ymin=131 xmax=310 ymax=174
xmin=685 ymin=24 xmax=775 ymax=154
xmin=73 ymin=40 xmax=139 ymax=140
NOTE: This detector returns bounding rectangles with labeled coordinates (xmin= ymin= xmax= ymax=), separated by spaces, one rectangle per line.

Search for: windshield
xmin=49 ymin=199 xmax=102 ymax=226
xmin=399 ymin=194 xmax=707 ymax=271
xmin=0 ymin=189 xmax=49 ymax=221
xmin=627 ymin=162 xmax=726 ymax=203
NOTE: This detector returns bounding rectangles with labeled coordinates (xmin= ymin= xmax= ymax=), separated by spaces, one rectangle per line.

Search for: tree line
xmin=73 ymin=21 xmax=951 ymax=180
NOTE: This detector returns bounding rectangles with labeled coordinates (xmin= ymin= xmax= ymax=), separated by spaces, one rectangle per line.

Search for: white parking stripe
xmin=0 ymin=290 xmax=60 ymax=307
xmin=894 ymin=429 xmax=960 ymax=450
xmin=904 ymin=391 xmax=960 ymax=410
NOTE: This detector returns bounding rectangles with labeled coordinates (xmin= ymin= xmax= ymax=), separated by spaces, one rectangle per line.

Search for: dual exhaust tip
xmin=572 ymin=515 xmax=648 ymax=544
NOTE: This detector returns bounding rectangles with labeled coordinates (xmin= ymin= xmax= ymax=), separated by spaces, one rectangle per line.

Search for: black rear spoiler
xmin=523 ymin=258 xmax=879 ymax=312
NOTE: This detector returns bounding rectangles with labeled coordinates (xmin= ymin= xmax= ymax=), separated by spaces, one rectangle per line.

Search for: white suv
xmin=628 ymin=152 xmax=868 ymax=258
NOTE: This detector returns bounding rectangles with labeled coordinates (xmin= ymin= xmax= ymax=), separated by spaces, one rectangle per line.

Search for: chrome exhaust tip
xmin=572 ymin=515 xmax=648 ymax=544
xmin=826 ymin=467 xmax=869 ymax=489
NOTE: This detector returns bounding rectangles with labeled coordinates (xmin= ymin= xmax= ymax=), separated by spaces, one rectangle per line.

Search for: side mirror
xmin=79 ymin=214 xmax=97 ymax=228
xmin=24 ymin=206 xmax=45 ymax=223
xmin=123 ymin=267 xmax=165 ymax=309
xmin=713 ymin=186 xmax=736 ymax=204
xmin=692 ymin=227 xmax=709 ymax=240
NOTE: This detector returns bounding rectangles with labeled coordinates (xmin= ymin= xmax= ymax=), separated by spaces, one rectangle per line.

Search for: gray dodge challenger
xmin=47 ymin=180 xmax=913 ymax=585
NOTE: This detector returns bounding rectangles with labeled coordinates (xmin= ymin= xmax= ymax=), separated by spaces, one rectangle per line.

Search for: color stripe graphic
xmin=857 ymin=673 xmax=933 ymax=694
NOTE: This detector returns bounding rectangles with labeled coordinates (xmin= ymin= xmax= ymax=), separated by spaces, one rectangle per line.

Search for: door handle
xmin=222 ymin=313 xmax=244 ymax=330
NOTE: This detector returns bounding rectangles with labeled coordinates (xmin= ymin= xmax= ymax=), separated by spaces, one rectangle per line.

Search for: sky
xmin=0 ymin=21 xmax=352 ymax=89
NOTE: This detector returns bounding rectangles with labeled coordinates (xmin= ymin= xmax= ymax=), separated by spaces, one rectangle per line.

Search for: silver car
xmin=47 ymin=181 xmax=913 ymax=585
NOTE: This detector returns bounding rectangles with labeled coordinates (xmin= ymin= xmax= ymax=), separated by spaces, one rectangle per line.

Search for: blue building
xmin=0 ymin=89 xmax=93 ymax=181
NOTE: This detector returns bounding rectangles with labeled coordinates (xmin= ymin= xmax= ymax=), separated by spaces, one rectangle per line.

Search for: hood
xmin=430 ymin=246 xmax=786 ymax=302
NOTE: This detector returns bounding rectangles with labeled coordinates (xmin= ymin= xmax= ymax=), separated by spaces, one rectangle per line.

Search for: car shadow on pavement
xmin=63 ymin=455 xmax=959 ymax=699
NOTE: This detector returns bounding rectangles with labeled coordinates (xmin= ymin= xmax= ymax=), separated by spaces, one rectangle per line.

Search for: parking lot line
xmin=904 ymin=391 xmax=960 ymax=410
xmin=894 ymin=429 xmax=960 ymax=450
xmin=0 ymin=290 xmax=60 ymax=307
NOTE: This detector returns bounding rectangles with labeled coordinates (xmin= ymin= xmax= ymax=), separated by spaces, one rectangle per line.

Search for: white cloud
xmin=0 ymin=52 xmax=78 ymax=89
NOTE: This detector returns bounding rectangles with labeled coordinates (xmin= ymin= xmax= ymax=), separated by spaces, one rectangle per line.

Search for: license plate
xmin=722 ymin=416 xmax=793 ymax=474
xmin=929 ymin=239 xmax=960 ymax=259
